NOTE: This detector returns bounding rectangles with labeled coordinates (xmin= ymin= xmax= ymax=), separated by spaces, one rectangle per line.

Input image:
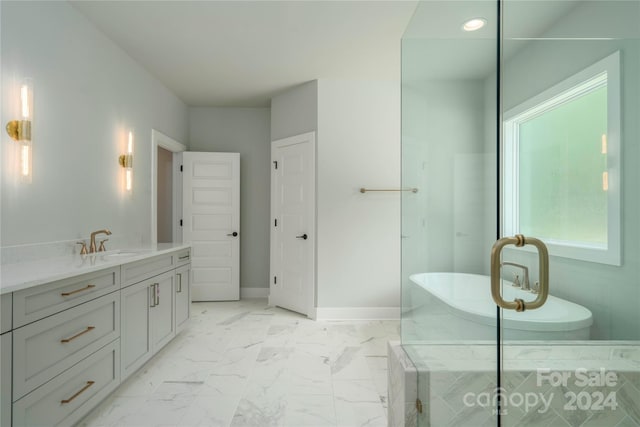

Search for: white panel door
xmin=270 ymin=132 xmax=315 ymax=316
xmin=183 ymin=152 xmax=240 ymax=301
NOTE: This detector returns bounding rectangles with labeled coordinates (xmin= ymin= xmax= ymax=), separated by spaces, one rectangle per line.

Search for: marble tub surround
xmin=79 ymin=299 xmax=400 ymax=427
xmin=0 ymin=242 xmax=190 ymax=294
xmin=390 ymin=343 xmax=640 ymax=427
xmin=387 ymin=342 xmax=418 ymax=427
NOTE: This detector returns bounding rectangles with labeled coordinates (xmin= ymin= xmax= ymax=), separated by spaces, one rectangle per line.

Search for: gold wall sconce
xmin=119 ymin=131 xmax=133 ymax=193
xmin=5 ymin=79 xmax=33 ymax=182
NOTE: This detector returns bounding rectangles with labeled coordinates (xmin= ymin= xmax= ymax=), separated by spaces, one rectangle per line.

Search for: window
xmin=503 ymin=52 xmax=621 ymax=265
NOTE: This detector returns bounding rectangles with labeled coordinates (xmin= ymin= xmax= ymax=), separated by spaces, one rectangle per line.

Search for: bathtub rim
xmin=409 ymin=272 xmax=594 ymax=333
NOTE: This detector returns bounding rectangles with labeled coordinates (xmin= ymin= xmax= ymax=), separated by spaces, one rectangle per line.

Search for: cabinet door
xmin=175 ymin=265 xmax=191 ymax=333
xmin=1 ymin=332 xmax=11 ymax=427
xmin=150 ymin=271 xmax=175 ymax=352
xmin=120 ymin=281 xmax=152 ymax=380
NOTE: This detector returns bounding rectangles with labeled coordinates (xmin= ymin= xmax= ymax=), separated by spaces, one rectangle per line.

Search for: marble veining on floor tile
xmin=79 ymin=299 xmax=400 ymax=427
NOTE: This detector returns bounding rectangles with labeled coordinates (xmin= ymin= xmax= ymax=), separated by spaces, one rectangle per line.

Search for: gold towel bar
xmin=360 ymin=188 xmax=418 ymax=193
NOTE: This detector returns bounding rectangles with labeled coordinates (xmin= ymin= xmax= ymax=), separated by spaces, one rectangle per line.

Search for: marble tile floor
xmin=79 ymin=299 xmax=400 ymax=427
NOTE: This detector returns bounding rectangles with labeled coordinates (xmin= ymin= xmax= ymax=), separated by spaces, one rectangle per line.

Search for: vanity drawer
xmin=13 ymin=340 xmax=120 ymax=427
xmin=13 ymin=267 xmax=120 ymax=328
xmin=1 ymin=332 xmax=11 ymax=427
xmin=121 ymin=253 xmax=175 ymax=287
xmin=13 ymin=292 xmax=119 ymax=400
xmin=176 ymin=248 xmax=191 ymax=267
xmin=1 ymin=293 xmax=11 ymax=334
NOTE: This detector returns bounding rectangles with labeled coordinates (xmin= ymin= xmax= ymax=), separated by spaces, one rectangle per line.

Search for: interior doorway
xmin=151 ymin=129 xmax=186 ymax=244
xmin=182 ymin=152 xmax=241 ymax=301
xmin=157 ymin=146 xmax=173 ymax=243
xmin=269 ymin=132 xmax=316 ymax=317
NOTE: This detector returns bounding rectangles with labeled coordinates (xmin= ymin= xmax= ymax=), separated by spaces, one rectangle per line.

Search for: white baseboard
xmin=240 ymin=287 xmax=269 ymax=299
xmin=314 ymin=306 xmax=400 ymax=320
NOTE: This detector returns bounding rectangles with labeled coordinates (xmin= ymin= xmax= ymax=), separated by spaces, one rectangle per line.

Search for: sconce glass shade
xmin=6 ymin=79 xmax=33 ymax=182
xmin=119 ymin=131 xmax=134 ymax=193
xmin=6 ymin=80 xmax=33 ymax=141
xmin=20 ymin=141 xmax=32 ymax=181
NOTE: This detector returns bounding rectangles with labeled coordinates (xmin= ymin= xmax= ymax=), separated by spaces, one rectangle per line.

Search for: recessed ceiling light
xmin=462 ymin=18 xmax=487 ymax=32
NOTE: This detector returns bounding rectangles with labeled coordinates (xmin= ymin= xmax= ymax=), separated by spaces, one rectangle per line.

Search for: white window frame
xmin=502 ymin=51 xmax=621 ymax=266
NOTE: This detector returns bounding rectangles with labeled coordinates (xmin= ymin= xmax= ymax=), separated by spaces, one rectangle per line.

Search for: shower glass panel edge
xmin=400 ymin=1 xmax=499 ymax=425
xmin=500 ymin=1 xmax=640 ymax=426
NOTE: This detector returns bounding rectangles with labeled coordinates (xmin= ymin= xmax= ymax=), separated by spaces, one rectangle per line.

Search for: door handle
xmin=490 ymin=234 xmax=549 ymax=312
xmin=227 ymin=231 xmax=238 ymax=237
xmin=149 ymin=283 xmax=160 ymax=307
xmin=149 ymin=284 xmax=156 ymax=308
xmin=296 ymin=234 xmax=308 ymax=240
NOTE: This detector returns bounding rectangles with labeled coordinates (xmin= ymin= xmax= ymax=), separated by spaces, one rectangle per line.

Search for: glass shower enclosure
xmin=401 ymin=1 xmax=640 ymax=425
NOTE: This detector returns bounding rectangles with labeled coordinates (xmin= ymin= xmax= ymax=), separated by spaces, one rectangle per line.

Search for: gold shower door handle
xmin=490 ymin=234 xmax=549 ymax=312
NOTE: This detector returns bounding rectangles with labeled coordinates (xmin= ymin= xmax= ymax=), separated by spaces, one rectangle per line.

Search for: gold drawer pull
xmin=178 ymin=254 xmax=190 ymax=260
xmin=60 ymin=381 xmax=95 ymax=404
xmin=61 ymin=284 xmax=96 ymax=297
xmin=60 ymin=326 xmax=95 ymax=343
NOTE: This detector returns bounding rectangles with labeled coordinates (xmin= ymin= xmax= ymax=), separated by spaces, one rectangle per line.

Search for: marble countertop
xmin=0 ymin=242 xmax=190 ymax=295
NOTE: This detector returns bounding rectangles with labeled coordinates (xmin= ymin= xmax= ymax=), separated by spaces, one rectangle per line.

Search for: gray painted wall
xmin=270 ymin=81 xmax=318 ymax=141
xmin=189 ymin=107 xmax=271 ymax=290
xmin=401 ymin=80 xmax=487 ymax=275
xmin=272 ymin=79 xmax=401 ymax=310
xmin=316 ymin=79 xmax=401 ymax=308
xmin=1 ymin=1 xmax=188 ymax=247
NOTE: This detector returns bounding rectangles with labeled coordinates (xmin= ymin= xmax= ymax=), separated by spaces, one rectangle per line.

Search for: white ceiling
xmin=70 ymin=1 xmax=582 ymax=107
xmin=70 ymin=1 xmax=419 ymax=107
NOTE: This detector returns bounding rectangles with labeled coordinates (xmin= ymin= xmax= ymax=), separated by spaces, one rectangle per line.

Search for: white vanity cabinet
xmin=10 ymin=288 xmax=121 ymax=427
xmin=1 ymin=293 xmax=12 ymax=427
xmin=121 ymin=254 xmax=174 ymax=288
xmin=1 ymin=293 xmax=11 ymax=334
xmin=151 ymin=271 xmax=176 ymax=351
xmin=12 ymin=341 xmax=120 ymax=427
xmin=121 ymin=269 xmax=175 ymax=380
xmin=1 ymin=331 xmax=12 ymax=427
xmin=12 ymin=292 xmax=120 ymax=400
xmin=1 ymin=245 xmax=191 ymax=427
xmin=120 ymin=279 xmax=152 ymax=379
xmin=120 ymin=249 xmax=190 ymax=382
xmin=175 ymin=263 xmax=191 ymax=333
xmin=12 ymin=267 xmax=120 ymax=328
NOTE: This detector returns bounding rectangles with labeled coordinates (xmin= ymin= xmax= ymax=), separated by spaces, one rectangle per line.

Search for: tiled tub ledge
xmin=388 ymin=342 xmax=640 ymax=427
xmin=388 ymin=341 xmax=418 ymax=427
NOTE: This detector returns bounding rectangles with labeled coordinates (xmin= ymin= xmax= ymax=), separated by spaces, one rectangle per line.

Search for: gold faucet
xmin=501 ymin=261 xmax=530 ymax=291
xmin=89 ymin=229 xmax=112 ymax=253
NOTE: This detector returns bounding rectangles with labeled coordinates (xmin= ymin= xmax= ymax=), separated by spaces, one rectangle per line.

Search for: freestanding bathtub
xmin=408 ymin=272 xmax=593 ymax=340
